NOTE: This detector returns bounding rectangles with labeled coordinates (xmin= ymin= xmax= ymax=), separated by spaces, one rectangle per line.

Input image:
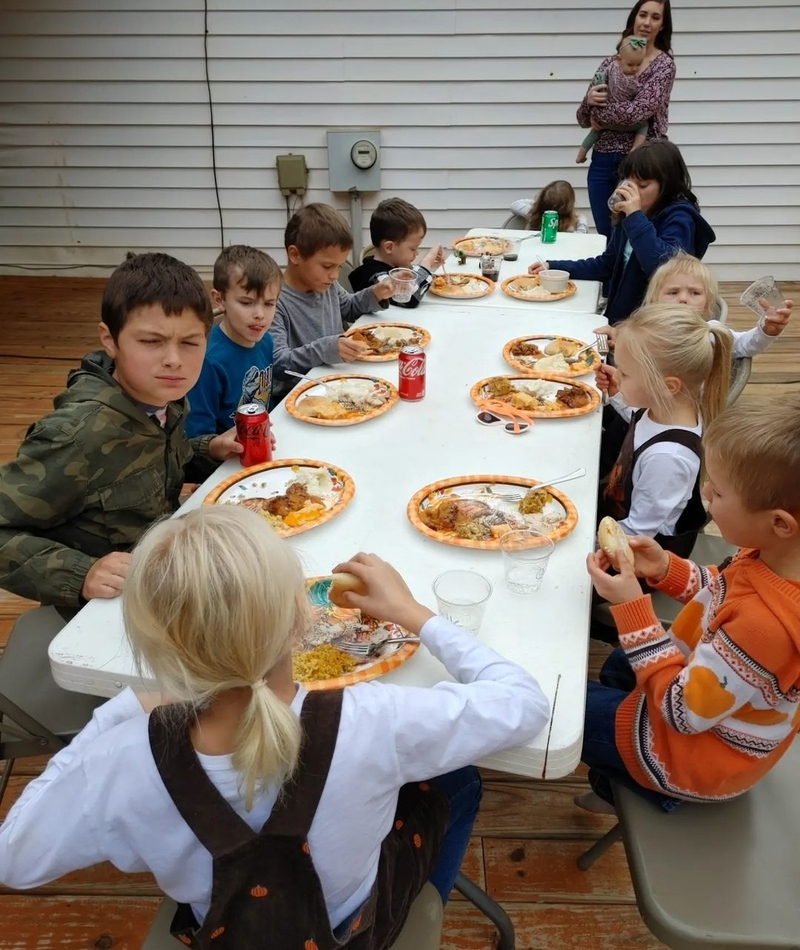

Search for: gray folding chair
xmin=709 ymin=295 xmax=728 ymax=324
xmin=500 ymin=213 xmax=528 ymax=230
xmin=577 ymin=739 xmax=800 ymax=949
xmin=142 ymin=873 xmax=514 ymax=949
xmin=727 ymin=356 xmax=752 ymax=406
xmin=0 ymin=606 xmax=103 ymax=807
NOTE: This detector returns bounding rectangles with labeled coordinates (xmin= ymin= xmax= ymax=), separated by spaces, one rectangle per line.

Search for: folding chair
xmin=0 ymin=606 xmax=103 ymax=808
xmin=577 ymin=739 xmax=800 ymax=948
xmin=142 ymin=872 xmax=514 ymax=949
xmin=727 ymin=356 xmax=752 ymax=406
xmin=500 ymin=213 xmax=528 ymax=230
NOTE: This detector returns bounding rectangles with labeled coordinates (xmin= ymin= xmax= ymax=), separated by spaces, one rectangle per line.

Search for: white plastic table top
xmin=426 ymin=227 xmax=605 ymax=315
xmin=49 ymin=305 xmax=606 ymax=780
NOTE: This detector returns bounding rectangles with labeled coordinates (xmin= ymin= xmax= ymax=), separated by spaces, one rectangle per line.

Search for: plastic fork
xmin=564 ymin=341 xmax=599 ymax=364
xmin=333 ymin=634 xmax=421 ymax=658
xmin=470 ymin=466 xmax=587 ymax=502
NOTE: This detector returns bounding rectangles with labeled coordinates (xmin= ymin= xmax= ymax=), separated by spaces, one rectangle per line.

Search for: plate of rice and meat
xmin=471 ymin=375 xmax=600 ymax=419
xmin=501 ymin=274 xmax=577 ymax=302
xmin=503 ymin=335 xmax=600 ymax=377
xmin=450 ymin=235 xmax=513 ymax=257
xmin=407 ymin=475 xmax=578 ymax=550
xmin=429 ymin=273 xmax=495 ymax=299
xmin=293 ymin=576 xmax=419 ymax=690
xmin=285 ymin=375 xmax=399 ymax=426
xmin=343 ymin=322 xmax=430 ymax=361
xmin=203 ymin=459 xmax=355 ymax=538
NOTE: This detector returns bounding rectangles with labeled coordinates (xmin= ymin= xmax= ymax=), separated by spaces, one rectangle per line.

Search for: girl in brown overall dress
xmin=0 ymin=506 xmax=550 ymax=948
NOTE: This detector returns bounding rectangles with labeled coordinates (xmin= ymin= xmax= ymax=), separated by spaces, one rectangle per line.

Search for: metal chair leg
xmin=0 ymin=756 xmax=13 ymax=809
xmin=577 ymin=822 xmax=622 ymax=870
xmin=454 ymin=872 xmax=514 ymax=950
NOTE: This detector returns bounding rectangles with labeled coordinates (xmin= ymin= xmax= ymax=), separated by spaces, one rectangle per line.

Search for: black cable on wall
xmin=204 ymin=0 xmax=225 ymax=250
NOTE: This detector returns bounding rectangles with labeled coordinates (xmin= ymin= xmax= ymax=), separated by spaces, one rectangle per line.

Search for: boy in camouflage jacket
xmin=0 ymin=253 xmax=242 ymax=611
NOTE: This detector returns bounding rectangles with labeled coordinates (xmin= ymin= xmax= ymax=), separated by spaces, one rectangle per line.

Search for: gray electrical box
xmin=276 ymin=153 xmax=308 ymax=196
xmin=326 ymin=130 xmax=381 ymax=193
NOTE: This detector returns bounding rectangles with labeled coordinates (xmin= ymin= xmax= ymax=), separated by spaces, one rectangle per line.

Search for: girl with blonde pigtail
xmin=596 ymin=303 xmax=732 ymax=561
xmin=0 ymin=505 xmax=549 ymax=947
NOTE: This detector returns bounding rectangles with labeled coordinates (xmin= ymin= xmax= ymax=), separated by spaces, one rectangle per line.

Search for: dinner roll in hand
xmin=597 ymin=517 xmax=635 ymax=571
xmin=328 ymin=571 xmax=368 ymax=608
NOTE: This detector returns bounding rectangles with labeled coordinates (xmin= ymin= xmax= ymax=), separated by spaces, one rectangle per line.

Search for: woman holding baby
xmin=578 ymin=0 xmax=676 ymax=237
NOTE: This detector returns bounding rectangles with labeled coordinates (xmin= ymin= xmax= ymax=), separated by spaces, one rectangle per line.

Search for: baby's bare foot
xmin=574 ymin=791 xmax=617 ymax=816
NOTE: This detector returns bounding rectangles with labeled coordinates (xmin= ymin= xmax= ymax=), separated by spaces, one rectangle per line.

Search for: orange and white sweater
xmin=610 ymin=549 xmax=800 ymax=801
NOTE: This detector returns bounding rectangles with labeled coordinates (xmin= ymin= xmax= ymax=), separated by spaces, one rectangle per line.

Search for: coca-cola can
xmin=398 ymin=345 xmax=426 ymax=401
xmin=235 ymin=401 xmax=272 ymax=467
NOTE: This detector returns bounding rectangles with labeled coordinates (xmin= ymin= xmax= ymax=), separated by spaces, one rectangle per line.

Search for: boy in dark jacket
xmin=0 ymin=253 xmax=241 ymax=610
xmin=349 ymin=197 xmax=444 ymax=307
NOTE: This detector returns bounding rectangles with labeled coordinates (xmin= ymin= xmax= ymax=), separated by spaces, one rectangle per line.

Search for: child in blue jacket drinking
xmin=529 ymin=141 xmax=715 ymax=325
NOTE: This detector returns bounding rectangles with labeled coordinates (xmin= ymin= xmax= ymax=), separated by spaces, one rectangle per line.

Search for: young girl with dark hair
xmin=530 ymin=141 xmax=715 ymax=326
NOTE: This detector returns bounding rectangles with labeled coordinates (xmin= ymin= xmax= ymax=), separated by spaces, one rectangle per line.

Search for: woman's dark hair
xmin=622 ymin=0 xmax=673 ymax=54
xmin=526 ymin=180 xmax=578 ymax=232
xmin=615 ymin=140 xmax=696 ymax=220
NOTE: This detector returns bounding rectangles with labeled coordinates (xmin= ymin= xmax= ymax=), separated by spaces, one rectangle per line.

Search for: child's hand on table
xmin=209 ymin=426 xmax=244 ymax=462
xmin=594 ymin=363 xmax=619 ymax=397
xmin=331 ymin=552 xmax=434 ymax=635
xmin=81 ymin=551 xmax=132 ymax=600
xmin=761 ymin=299 xmax=793 ymax=337
xmin=337 ymin=335 xmax=369 ymax=362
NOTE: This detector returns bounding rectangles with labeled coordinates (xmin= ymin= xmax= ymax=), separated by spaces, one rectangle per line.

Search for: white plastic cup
xmin=739 ymin=276 xmax=785 ymax=320
xmin=432 ymin=570 xmax=492 ymax=636
xmin=607 ymin=179 xmax=631 ymax=211
xmin=389 ymin=267 xmax=416 ymax=303
xmin=500 ymin=529 xmax=555 ymax=595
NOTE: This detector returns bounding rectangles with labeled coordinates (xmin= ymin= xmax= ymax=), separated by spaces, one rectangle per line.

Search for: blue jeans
xmin=583 ymin=649 xmax=680 ymax=813
xmin=428 ymin=766 xmax=482 ymax=902
xmin=587 ymin=151 xmax=623 ymax=239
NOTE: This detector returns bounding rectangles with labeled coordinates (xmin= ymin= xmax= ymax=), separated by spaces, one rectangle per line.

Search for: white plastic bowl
xmin=539 ymin=269 xmax=570 ymax=294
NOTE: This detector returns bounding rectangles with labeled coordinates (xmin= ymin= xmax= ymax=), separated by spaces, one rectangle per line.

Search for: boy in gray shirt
xmin=269 ymin=203 xmax=394 ymax=405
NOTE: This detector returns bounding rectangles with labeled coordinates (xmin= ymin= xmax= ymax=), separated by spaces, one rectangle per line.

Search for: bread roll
xmin=328 ymin=571 xmax=367 ymax=608
xmin=597 ymin=517 xmax=635 ymax=570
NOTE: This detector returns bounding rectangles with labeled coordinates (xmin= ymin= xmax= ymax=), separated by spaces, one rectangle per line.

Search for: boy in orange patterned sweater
xmin=579 ymin=393 xmax=800 ymax=813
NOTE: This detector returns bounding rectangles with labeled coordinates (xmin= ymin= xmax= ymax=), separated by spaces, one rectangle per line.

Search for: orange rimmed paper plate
xmin=344 ymin=322 xmax=430 ymax=362
xmin=203 ymin=459 xmax=355 ymax=538
xmin=285 ymin=374 xmax=399 ymax=427
xmin=297 ymin=576 xmax=418 ymax=691
xmin=503 ymin=335 xmax=600 ymax=377
xmin=451 ymin=235 xmax=513 ymax=258
xmin=407 ymin=474 xmax=578 ymax=551
xmin=429 ymin=273 xmax=495 ymax=299
xmin=470 ymin=375 xmax=600 ymax=419
xmin=501 ymin=274 xmax=577 ymax=302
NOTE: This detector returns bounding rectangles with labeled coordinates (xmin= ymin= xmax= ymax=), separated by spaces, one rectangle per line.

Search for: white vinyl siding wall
xmin=1 ymin=0 xmax=799 ymax=279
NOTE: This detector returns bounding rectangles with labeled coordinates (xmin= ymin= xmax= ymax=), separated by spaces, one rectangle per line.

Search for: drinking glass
xmin=739 ymin=276 xmax=785 ymax=320
xmin=607 ymin=179 xmax=631 ymax=211
xmin=389 ymin=267 xmax=416 ymax=303
xmin=432 ymin=570 xmax=493 ymax=636
xmin=500 ymin=529 xmax=555 ymax=594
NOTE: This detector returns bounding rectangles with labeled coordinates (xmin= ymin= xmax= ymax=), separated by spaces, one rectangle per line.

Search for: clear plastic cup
xmin=389 ymin=267 xmax=416 ymax=303
xmin=503 ymin=239 xmax=521 ymax=262
xmin=500 ymin=529 xmax=555 ymax=595
xmin=607 ymin=179 xmax=631 ymax=211
xmin=432 ymin=570 xmax=492 ymax=636
xmin=739 ymin=276 xmax=785 ymax=319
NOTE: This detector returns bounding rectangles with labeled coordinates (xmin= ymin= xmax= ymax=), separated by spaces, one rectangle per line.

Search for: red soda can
xmin=398 ymin=345 xmax=426 ymax=401
xmin=235 ymin=402 xmax=272 ymax=467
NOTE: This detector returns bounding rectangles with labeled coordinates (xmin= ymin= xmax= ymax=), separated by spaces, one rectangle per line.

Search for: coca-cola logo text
xmin=399 ymin=358 xmax=425 ymax=378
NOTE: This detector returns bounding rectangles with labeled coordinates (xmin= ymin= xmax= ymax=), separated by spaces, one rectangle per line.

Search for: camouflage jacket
xmin=0 ymin=351 xmax=215 ymax=607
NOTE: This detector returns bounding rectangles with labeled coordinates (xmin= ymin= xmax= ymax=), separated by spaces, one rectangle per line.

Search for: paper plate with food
xmin=344 ymin=322 xmax=430 ymax=362
xmin=294 ymin=574 xmax=419 ymax=691
xmin=407 ymin=475 xmax=578 ymax=550
xmin=203 ymin=459 xmax=355 ymax=537
xmin=429 ymin=273 xmax=494 ymax=299
xmin=451 ymin=235 xmax=513 ymax=258
xmin=471 ymin=375 xmax=600 ymax=419
xmin=503 ymin=335 xmax=600 ymax=377
xmin=501 ymin=274 xmax=577 ymax=302
xmin=285 ymin=375 xmax=399 ymax=426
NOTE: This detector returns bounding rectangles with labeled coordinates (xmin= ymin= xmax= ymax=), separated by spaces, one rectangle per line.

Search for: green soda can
xmin=541 ymin=211 xmax=559 ymax=244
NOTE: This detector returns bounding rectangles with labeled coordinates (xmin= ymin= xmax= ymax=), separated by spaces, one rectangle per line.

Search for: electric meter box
xmin=326 ymin=130 xmax=381 ymax=193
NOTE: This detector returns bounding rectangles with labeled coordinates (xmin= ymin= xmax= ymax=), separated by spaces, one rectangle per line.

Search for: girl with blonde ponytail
xmin=596 ymin=303 xmax=732 ymax=560
xmin=0 ymin=505 xmax=549 ymax=947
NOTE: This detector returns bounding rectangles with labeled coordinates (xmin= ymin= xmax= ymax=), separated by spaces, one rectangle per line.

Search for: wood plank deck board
xmin=2 ymin=276 xmax=797 ymax=948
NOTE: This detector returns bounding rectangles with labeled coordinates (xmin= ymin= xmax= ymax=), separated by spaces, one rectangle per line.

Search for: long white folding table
xmin=425 ymin=227 xmax=606 ymax=315
xmin=49 ymin=304 xmax=606 ymax=780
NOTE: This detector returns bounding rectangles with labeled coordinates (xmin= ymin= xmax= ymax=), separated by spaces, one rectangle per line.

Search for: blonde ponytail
xmin=702 ymin=322 xmax=733 ymax=428
xmin=124 ymin=505 xmax=310 ymax=809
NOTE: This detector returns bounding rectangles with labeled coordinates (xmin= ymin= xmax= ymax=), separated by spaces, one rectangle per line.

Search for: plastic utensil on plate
xmin=564 ymin=341 xmax=598 ymax=364
xmin=470 ymin=466 xmax=586 ymax=501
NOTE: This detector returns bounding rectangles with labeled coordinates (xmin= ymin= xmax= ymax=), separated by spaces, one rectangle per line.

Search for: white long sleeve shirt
xmin=709 ymin=320 xmax=774 ymax=359
xmin=0 ymin=616 xmax=549 ymax=928
xmin=608 ymin=396 xmax=702 ymax=538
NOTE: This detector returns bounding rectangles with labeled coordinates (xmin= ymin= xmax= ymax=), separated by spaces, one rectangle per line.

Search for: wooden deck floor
xmin=0 ymin=277 xmax=797 ymax=949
